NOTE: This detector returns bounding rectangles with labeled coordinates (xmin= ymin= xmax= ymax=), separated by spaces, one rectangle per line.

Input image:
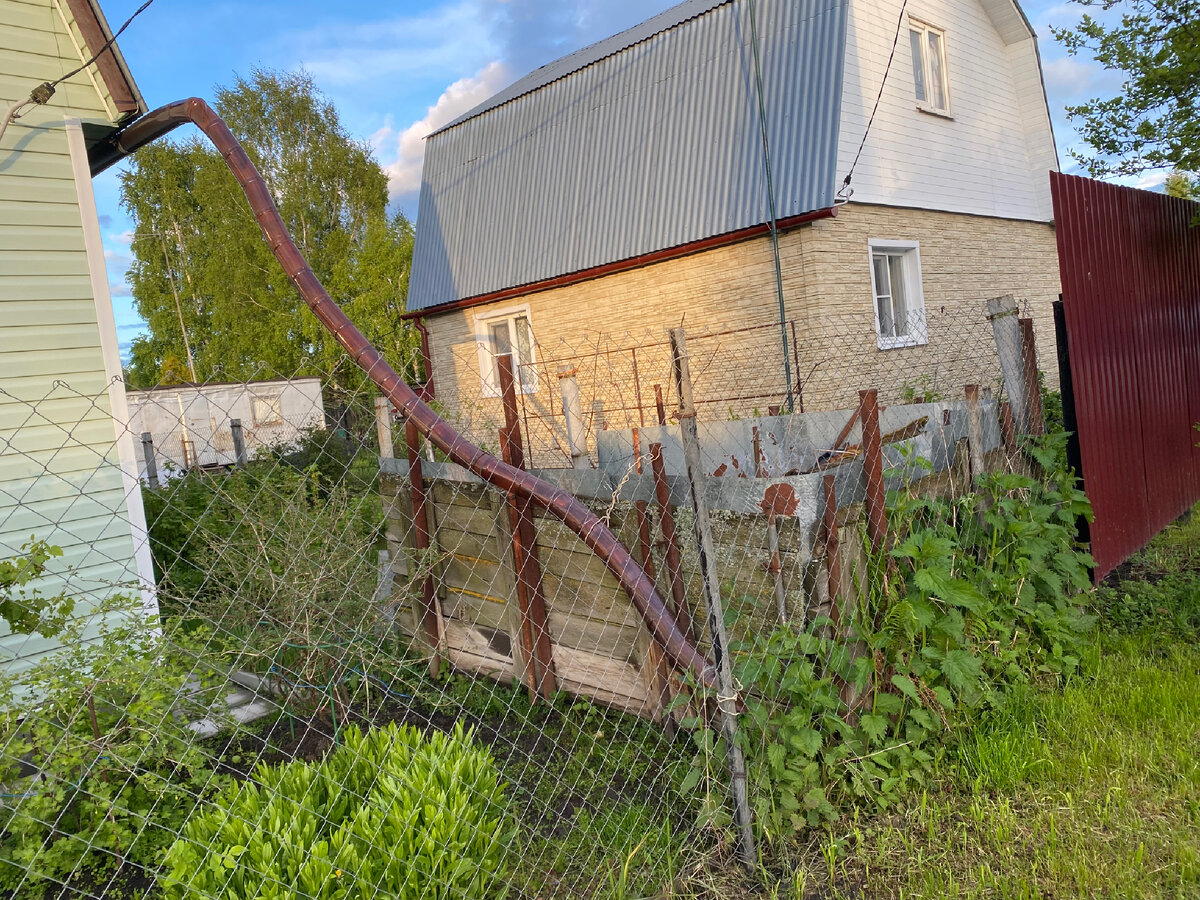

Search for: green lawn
xmin=770 ymin=511 xmax=1200 ymax=900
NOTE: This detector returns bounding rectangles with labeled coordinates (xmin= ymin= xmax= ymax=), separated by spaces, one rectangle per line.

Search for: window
xmin=868 ymin=240 xmax=928 ymax=349
xmin=475 ymin=306 xmax=539 ymax=397
xmin=909 ymin=19 xmax=951 ymax=115
xmin=251 ymin=392 xmax=282 ymax=426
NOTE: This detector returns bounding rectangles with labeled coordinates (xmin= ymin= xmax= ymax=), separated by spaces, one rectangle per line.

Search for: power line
xmin=0 ymin=0 xmax=157 ymax=145
xmin=52 ymin=0 xmax=158 ymax=90
xmin=837 ymin=0 xmax=910 ymax=202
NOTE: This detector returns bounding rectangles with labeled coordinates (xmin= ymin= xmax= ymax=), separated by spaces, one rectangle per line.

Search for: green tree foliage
xmin=1053 ymin=0 xmax=1200 ymax=180
xmin=1165 ymin=170 xmax=1200 ymax=199
xmin=120 ymin=70 xmax=417 ymax=412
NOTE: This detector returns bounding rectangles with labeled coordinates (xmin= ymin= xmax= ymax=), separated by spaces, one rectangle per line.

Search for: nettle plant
xmin=689 ymin=432 xmax=1096 ymax=842
xmin=162 ymin=722 xmax=512 ymax=900
xmin=0 ymin=585 xmax=229 ymax=896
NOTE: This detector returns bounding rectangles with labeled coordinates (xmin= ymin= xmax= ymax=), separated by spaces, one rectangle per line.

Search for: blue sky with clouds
xmin=91 ymin=0 xmax=1132 ymax=359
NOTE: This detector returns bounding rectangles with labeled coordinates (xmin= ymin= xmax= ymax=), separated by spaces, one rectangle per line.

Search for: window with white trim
xmin=909 ymin=19 xmax=951 ymax=115
xmin=475 ymin=306 xmax=539 ymax=397
xmin=868 ymin=240 xmax=928 ymax=349
xmin=251 ymin=392 xmax=282 ymax=426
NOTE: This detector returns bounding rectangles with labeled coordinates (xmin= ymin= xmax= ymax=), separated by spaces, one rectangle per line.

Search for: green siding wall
xmin=0 ymin=0 xmax=142 ymax=679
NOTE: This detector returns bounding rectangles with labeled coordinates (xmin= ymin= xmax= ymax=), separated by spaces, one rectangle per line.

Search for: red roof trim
xmin=404 ymin=206 xmax=838 ymax=320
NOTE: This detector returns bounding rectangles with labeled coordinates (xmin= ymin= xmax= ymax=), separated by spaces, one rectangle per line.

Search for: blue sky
xmin=92 ymin=0 xmax=1131 ymax=358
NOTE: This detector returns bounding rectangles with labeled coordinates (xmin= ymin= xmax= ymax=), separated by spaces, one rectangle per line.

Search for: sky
xmin=89 ymin=0 xmax=1135 ymax=359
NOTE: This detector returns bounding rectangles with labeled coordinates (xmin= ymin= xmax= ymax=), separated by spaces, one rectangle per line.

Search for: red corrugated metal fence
xmin=1051 ymin=171 xmax=1200 ymax=579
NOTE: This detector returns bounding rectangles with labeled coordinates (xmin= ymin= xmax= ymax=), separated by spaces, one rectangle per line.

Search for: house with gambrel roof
xmin=405 ymin=0 xmax=1060 ymax=438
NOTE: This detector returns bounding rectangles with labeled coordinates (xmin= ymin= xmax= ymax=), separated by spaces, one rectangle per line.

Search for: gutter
xmin=402 ymin=205 xmax=839 ymax=320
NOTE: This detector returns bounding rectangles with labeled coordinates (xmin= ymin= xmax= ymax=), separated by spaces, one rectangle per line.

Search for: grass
xmin=764 ymin=508 xmax=1200 ymax=900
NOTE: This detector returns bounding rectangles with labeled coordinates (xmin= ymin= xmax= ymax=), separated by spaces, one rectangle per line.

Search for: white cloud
xmin=282 ymin=2 xmax=499 ymax=87
xmin=377 ymin=61 xmax=510 ymax=200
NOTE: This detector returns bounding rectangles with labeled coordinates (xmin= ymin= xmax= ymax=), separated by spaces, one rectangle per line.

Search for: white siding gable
xmin=835 ymin=0 xmax=1057 ymax=221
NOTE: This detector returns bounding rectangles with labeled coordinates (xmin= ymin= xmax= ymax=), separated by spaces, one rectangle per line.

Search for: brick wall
xmin=420 ymin=202 xmax=1060 ymax=463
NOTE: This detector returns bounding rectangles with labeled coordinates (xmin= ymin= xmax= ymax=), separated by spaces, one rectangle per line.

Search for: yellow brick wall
xmin=421 ymin=203 xmax=1060 ymax=464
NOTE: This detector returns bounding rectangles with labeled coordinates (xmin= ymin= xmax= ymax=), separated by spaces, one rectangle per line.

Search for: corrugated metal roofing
xmin=408 ymin=0 xmax=848 ymax=312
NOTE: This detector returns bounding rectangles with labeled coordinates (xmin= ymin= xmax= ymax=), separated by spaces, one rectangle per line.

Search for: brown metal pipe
xmin=94 ymin=98 xmax=716 ymax=690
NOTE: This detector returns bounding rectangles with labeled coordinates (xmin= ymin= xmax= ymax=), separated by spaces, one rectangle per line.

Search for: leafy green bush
xmin=0 ymin=594 xmax=229 ymax=896
xmin=0 ymin=539 xmax=73 ymax=638
xmin=186 ymin=469 xmax=385 ymax=716
xmin=161 ymin=722 xmax=511 ymax=900
xmin=692 ymin=432 xmax=1097 ymax=840
xmin=142 ymin=456 xmax=382 ymax=611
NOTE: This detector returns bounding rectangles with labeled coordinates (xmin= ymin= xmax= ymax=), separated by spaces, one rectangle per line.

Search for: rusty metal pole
xmin=1000 ymin=400 xmax=1017 ymax=457
xmin=670 ymin=327 xmax=755 ymax=870
xmin=859 ymin=389 xmax=888 ymax=551
xmin=822 ymin=473 xmax=842 ymax=628
xmin=755 ymin=426 xmax=788 ymax=625
xmin=649 ymin=442 xmax=693 ymax=642
xmin=633 ymin=427 xmax=674 ymax=731
xmin=405 ymin=417 xmax=442 ymax=677
xmin=498 ymin=354 xmax=557 ymax=701
xmin=1018 ymin=317 xmax=1046 ymax=435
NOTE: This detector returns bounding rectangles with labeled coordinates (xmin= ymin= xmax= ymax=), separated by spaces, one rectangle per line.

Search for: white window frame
xmin=908 ymin=17 xmax=952 ymax=117
xmin=868 ymin=240 xmax=929 ymax=350
xmin=474 ymin=304 xmax=539 ymax=398
xmin=251 ymin=392 xmax=283 ymax=426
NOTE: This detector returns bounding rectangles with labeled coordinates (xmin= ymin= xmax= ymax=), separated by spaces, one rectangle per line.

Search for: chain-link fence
xmin=0 ymin=293 xmax=1093 ymax=899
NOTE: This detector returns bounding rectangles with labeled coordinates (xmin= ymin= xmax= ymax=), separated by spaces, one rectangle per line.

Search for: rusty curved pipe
xmin=93 ymin=98 xmax=715 ymax=689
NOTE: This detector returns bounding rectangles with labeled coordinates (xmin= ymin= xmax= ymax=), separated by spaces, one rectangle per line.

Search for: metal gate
xmin=1051 ymin=171 xmax=1200 ymax=579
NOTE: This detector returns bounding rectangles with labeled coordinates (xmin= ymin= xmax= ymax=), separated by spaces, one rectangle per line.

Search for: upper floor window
xmin=869 ymin=240 xmax=928 ymax=350
xmin=909 ymin=19 xmax=951 ymax=116
xmin=475 ymin=306 xmax=539 ymax=397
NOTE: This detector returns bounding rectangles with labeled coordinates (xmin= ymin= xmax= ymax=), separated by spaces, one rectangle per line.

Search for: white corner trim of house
xmin=64 ymin=115 xmax=159 ymax=618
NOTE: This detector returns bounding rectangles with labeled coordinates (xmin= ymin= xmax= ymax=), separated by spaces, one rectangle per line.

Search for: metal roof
xmin=408 ymin=0 xmax=848 ymax=312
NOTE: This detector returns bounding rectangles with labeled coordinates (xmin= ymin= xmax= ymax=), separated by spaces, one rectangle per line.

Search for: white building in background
xmin=126 ymin=378 xmax=326 ymax=479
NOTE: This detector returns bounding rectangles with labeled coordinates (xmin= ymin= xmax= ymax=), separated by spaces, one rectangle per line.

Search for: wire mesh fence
xmin=0 ymin=294 xmax=1092 ymax=899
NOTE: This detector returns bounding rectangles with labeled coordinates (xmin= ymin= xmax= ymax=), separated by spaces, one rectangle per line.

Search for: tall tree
xmin=121 ymin=70 xmax=417 ymax=412
xmin=1053 ymin=0 xmax=1199 ymax=183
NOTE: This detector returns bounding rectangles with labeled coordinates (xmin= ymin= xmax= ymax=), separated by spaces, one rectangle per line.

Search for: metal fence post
xmin=141 ymin=432 xmax=159 ymax=488
xmin=498 ymin=354 xmax=557 ymax=701
xmin=986 ymin=295 xmax=1028 ymax=432
xmin=558 ymin=365 xmax=589 ymax=468
xmin=859 ymin=389 xmax=888 ymax=552
xmin=230 ymin=418 xmax=248 ymax=468
xmin=668 ymin=327 xmax=756 ymax=870
xmin=405 ymin=417 xmax=442 ymax=678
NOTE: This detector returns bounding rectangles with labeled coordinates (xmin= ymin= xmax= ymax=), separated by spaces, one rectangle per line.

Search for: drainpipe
xmin=413 ymin=315 xmax=435 ymax=401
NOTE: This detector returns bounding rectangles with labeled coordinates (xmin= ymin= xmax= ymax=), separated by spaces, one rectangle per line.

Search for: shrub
xmin=688 ymin=432 xmax=1097 ymax=840
xmin=161 ymin=722 xmax=511 ymax=900
xmin=0 ymin=593 xmax=229 ymax=896
xmin=187 ymin=469 xmax=385 ymax=716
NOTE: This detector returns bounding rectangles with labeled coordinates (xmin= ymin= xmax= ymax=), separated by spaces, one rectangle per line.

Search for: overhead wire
xmin=0 ymin=0 xmax=157 ymax=145
xmin=837 ymin=0 xmax=910 ymax=203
